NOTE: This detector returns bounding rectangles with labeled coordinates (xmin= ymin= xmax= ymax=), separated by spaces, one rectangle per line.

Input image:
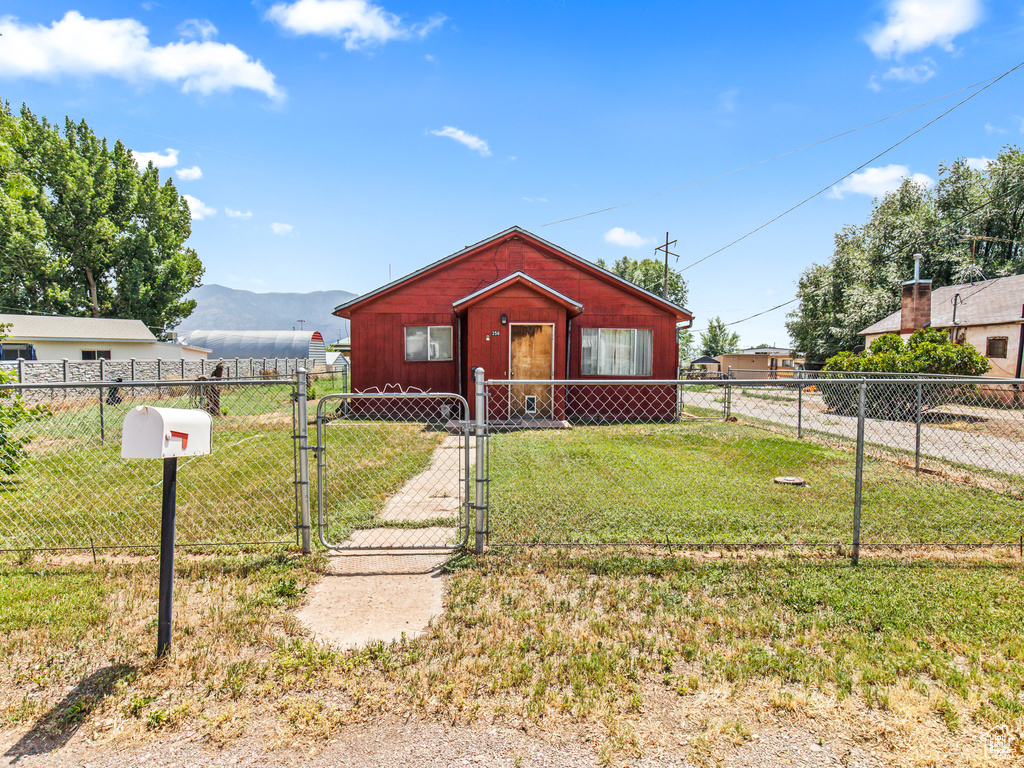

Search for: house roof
xmin=0 ymin=313 xmax=157 ymax=343
xmin=739 ymin=346 xmax=795 ymax=355
xmin=333 ymin=226 xmax=693 ymax=320
xmin=860 ymin=274 xmax=1024 ymax=336
xmin=176 ymin=330 xmax=327 ymax=363
xmin=689 ymin=355 xmax=722 ymax=367
xmin=452 ymin=271 xmax=584 ymax=317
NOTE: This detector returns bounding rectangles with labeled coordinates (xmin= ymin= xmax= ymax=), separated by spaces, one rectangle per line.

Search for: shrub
xmin=819 ymin=328 xmax=990 ymax=419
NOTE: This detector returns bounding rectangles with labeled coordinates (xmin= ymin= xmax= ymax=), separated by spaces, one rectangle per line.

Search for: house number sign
xmin=491 ymin=330 xmax=501 ymax=336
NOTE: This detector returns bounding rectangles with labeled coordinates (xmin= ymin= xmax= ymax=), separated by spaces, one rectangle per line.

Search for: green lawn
xmin=1 ymin=384 xmax=444 ymax=551
xmin=488 ymin=421 xmax=1024 ymax=546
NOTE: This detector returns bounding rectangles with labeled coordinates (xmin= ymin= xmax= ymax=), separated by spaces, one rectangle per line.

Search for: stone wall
xmin=0 ymin=357 xmax=331 ymax=385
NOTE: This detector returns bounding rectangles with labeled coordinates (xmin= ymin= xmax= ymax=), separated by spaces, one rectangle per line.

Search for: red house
xmin=333 ymin=227 xmax=693 ymax=420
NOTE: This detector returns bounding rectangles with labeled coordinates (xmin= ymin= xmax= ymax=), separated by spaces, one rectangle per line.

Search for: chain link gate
xmin=313 ymin=392 xmax=474 ymax=550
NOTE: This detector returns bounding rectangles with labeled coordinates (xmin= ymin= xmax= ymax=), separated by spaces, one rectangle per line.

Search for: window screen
xmin=81 ymin=350 xmax=112 ymax=361
xmin=986 ymin=337 xmax=1008 ymax=359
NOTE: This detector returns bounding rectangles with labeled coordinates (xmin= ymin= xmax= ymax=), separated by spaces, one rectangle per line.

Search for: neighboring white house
xmin=859 ymin=272 xmax=1024 ymax=379
xmin=0 ymin=313 xmax=209 ymax=361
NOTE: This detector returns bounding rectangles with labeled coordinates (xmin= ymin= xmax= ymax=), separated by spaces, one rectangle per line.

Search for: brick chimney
xmin=900 ymin=254 xmax=932 ymax=334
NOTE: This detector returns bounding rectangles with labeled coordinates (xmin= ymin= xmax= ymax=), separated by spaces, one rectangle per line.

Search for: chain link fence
xmin=483 ymin=376 xmax=1024 ymax=549
xmin=313 ymin=393 xmax=471 ymax=550
xmin=0 ymin=377 xmax=303 ymax=552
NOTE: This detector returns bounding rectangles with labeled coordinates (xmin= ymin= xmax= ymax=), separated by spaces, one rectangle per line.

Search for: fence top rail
xmin=0 ymin=376 xmax=300 ymax=391
xmin=484 ymin=376 xmax=1024 ymax=387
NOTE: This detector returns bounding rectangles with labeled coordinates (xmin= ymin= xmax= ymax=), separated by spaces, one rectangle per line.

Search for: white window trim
xmin=581 ymin=327 xmax=653 ymax=376
xmin=404 ymin=325 xmax=453 ymax=362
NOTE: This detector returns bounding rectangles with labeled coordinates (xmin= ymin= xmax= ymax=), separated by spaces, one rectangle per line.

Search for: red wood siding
xmin=343 ymin=232 xmax=688 ymax=418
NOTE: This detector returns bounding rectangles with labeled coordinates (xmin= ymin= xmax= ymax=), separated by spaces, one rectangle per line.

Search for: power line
xmin=678 ymin=59 xmax=1024 ymax=273
xmin=539 ymin=73 xmax=1001 ymax=228
xmin=684 ymin=299 xmax=802 ymax=337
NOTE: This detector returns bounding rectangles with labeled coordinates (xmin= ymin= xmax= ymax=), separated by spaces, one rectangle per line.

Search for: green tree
xmin=787 ymin=148 xmax=1024 ymax=363
xmin=0 ymin=104 xmax=204 ymax=336
xmin=0 ymin=324 xmax=46 ymax=475
xmin=595 ymin=256 xmax=689 ymax=307
xmin=699 ymin=316 xmax=740 ymax=357
xmin=597 ymin=255 xmax=694 ymax=362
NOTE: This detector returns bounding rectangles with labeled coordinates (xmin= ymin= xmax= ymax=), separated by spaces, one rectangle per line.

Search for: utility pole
xmin=654 ymin=232 xmax=679 ymax=300
xmin=296 ymin=319 xmax=305 ymax=330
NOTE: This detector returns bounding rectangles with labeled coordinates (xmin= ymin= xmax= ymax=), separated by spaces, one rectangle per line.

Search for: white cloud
xmin=183 ymin=194 xmax=215 ymax=219
xmin=985 ymin=122 xmax=1007 ymax=135
xmin=134 ymin=147 xmax=178 ymax=169
xmin=177 ymin=18 xmax=217 ymax=41
xmin=429 ymin=126 xmax=491 ymax=157
xmin=866 ymin=0 xmax=981 ymax=59
xmin=266 ymin=0 xmax=445 ymax=50
xmin=603 ymin=227 xmax=649 ymax=248
xmin=225 ymin=207 xmax=252 ymax=218
xmin=718 ymin=88 xmax=738 ymax=113
xmin=0 ymin=11 xmax=283 ymax=100
xmin=175 ymin=165 xmax=202 ymax=181
xmin=271 ymin=222 xmax=293 ymax=235
xmin=522 ymin=197 xmax=548 ymax=203
xmin=829 ymin=165 xmax=933 ymax=199
xmin=882 ymin=59 xmax=936 ymax=83
xmin=965 ymin=156 xmax=992 ymax=171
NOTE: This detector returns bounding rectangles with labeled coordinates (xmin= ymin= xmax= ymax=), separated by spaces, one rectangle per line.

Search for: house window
xmin=0 ymin=344 xmax=34 ymax=361
xmin=405 ymin=326 xmax=453 ymax=361
xmin=781 ymin=359 xmax=793 ymax=368
xmin=81 ymin=350 xmax=112 ymax=361
xmin=580 ymin=328 xmax=653 ymax=376
xmin=986 ymin=337 xmax=1008 ymax=359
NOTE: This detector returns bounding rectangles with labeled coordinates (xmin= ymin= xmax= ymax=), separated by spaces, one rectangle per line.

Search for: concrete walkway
xmin=296 ymin=434 xmax=473 ymax=649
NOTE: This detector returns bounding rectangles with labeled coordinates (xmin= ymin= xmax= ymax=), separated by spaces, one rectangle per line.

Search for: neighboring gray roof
xmin=177 ymin=330 xmax=327 ymax=365
xmin=689 ymin=355 xmax=722 ymax=366
xmin=0 ymin=313 xmax=157 ymax=342
xmin=860 ymin=274 xmax=1024 ymax=336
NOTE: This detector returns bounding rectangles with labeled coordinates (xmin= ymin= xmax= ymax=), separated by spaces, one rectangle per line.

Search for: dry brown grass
xmin=2 ymin=548 xmax=1023 ymax=766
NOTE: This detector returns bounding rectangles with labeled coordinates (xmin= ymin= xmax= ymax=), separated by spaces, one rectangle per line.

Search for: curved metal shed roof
xmin=178 ymin=330 xmax=326 ymax=367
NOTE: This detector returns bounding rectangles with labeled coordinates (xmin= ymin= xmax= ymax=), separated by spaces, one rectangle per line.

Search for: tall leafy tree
xmin=699 ymin=316 xmax=740 ymax=356
xmin=788 ymin=147 xmax=1024 ymax=363
xmin=597 ymin=255 xmax=693 ymax=361
xmin=0 ymin=103 xmax=204 ymax=336
xmin=596 ymin=255 xmax=689 ymax=307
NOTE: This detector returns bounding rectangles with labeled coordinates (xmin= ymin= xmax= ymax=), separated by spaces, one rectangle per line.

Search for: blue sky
xmin=2 ymin=0 xmax=1023 ymax=347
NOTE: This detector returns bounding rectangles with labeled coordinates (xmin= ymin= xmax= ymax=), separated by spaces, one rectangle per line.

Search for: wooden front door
xmin=510 ymin=324 xmax=554 ymax=418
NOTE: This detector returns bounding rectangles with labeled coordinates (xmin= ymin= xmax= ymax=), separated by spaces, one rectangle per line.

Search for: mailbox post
xmin=122 ymin=406 xmax=213 ymax=658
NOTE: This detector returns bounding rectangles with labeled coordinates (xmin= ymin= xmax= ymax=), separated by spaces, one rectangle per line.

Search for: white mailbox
xmin=121 ymin=406 xmax=213 ymax=459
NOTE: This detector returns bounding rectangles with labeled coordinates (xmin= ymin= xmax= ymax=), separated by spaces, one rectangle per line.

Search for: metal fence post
xmin=474 ymin=367 xmax=487 ymax=554
xmin=296 ymin=369 xmax=312 ymax=554
xmin=62 ymin=358 xmax=68 ymax=383
xmin=98 ymin=381 xmax=105 ymax=445
xmin=797 ymin=385 xmax=803 ymax=439
xmin=17 ymin=358 xmax=23 ymax=384
xmin=852 ymin=380 xmax=867 ymax=566
xmin=130 ymin=358 xmax=135 ymax=382
xmin=181 ymin=358 xmax=186 ymax=379
xmin=915 ymin=375 xmax=923 ymax=474
xmin=157 ymin=358 xmax=162 ymax=381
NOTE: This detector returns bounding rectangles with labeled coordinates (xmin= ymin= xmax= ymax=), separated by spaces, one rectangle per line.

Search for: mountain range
xmin=174 ymin=284 xmax=357 ymax=344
